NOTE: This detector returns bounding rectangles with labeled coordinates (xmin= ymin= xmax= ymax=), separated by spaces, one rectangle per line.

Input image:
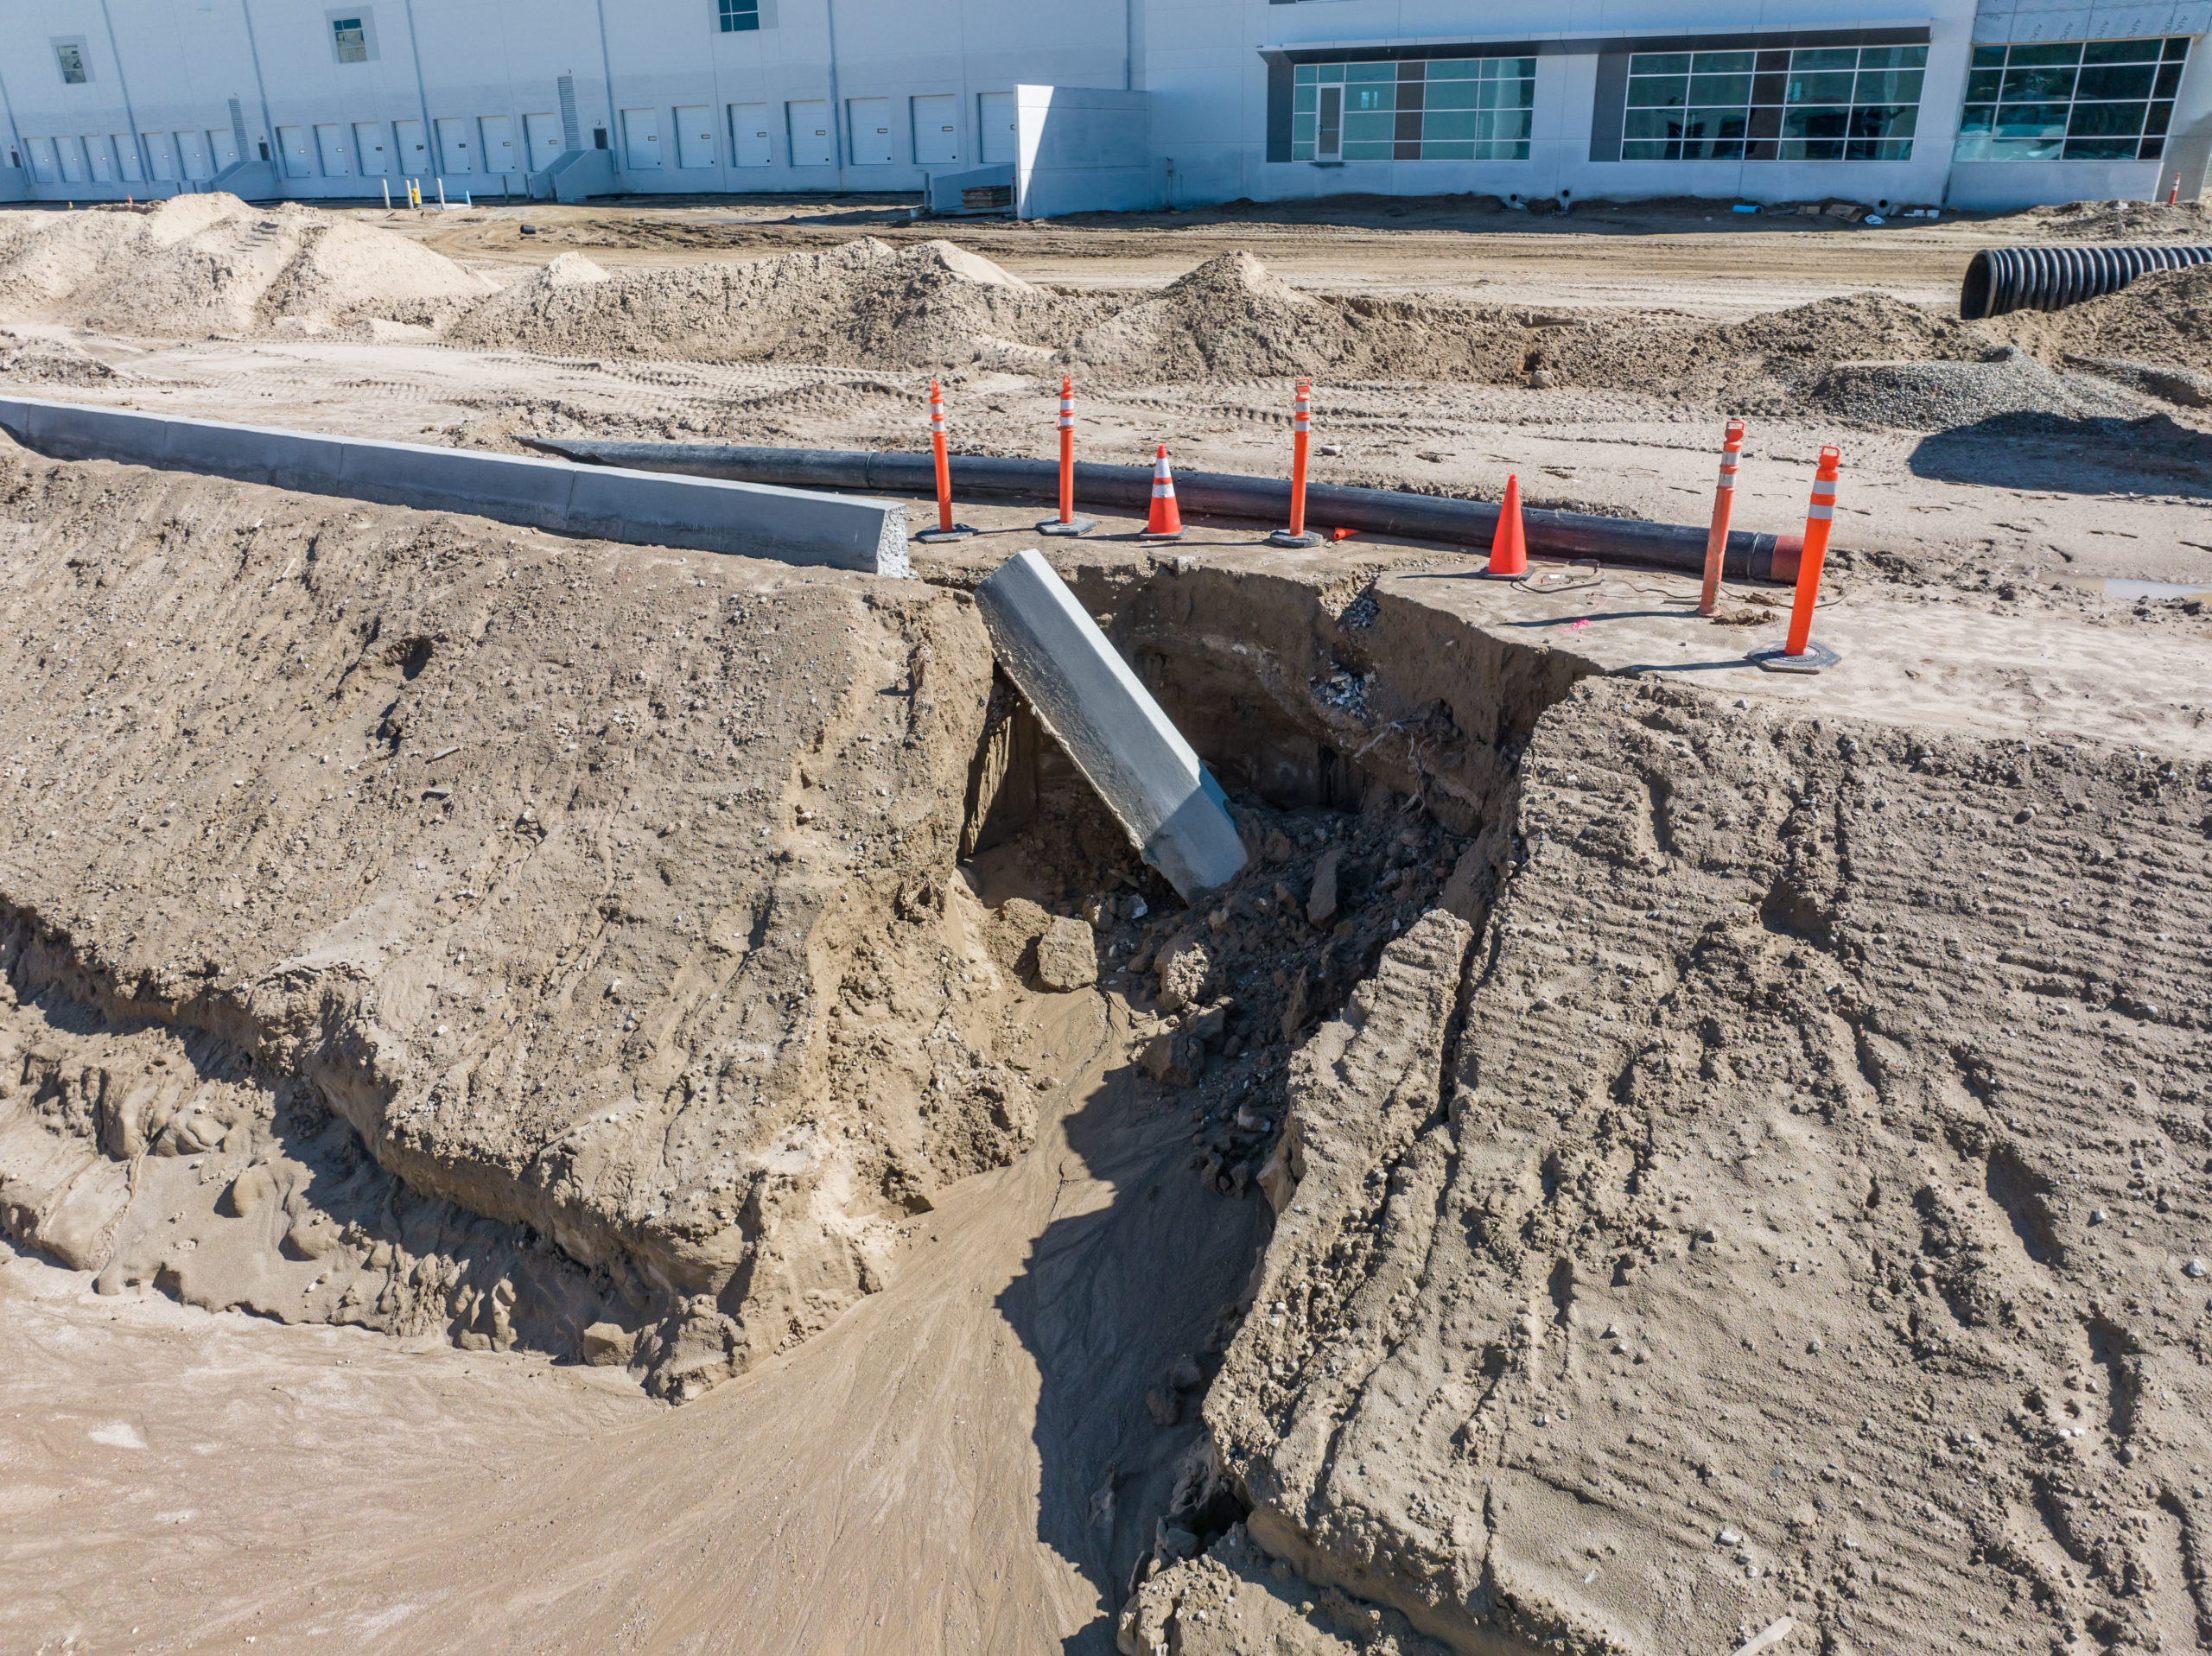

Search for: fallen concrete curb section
xmin=974 ymin=549 xmax=1247 ymax=901
xmin=524 ymin=438 xmax=1804 ymax=582
xmin=0 ymin=397 xmax=910 ymax=577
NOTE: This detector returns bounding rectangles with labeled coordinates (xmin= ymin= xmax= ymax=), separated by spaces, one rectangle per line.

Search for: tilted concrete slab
xmin=973 ymin=549 xmax=1246 ymax=900
xmin=0 ymin=396 xmax=908 ymax=575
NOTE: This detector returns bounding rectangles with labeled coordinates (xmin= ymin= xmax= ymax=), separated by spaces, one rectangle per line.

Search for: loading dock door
xmin=207 ymin=127 xmax=240 ymax=170
xmin=480 ymin=115 xmax=518 ymax=173
xmin=786 ymin=100 xmax=832 ymax=167
xmin=729 ymin=103 xmax=771 ymax=166
xmin=978 ymin=92 xmax=1015 ymax=164
xmin=143 ymin=131 xmax=177 ymax=180
xmin=315 ymin=123 xmax=348 ymax=176
xmin=435 ymin=117 xmax=474 ymax=173
xmin=26 ymin=138 xmax=57 ymax=184
xmin=621 ymin=107 xmax=661 ymax=169
xmin=393 ymin=119 xmax=427 ymax=174
xmin=113 ymin=136 xmax=143 ymax=181
xmin=912 ymin=94 xmax=957 ymax=166
xmin=176 ymin=130 xmax=209 ymax=179
xmin=675 ymin=105 xmax=715 ymax=168
xmin=847 ymin=98 xmax=893 ymax=166
xmin=86 ymin=137 xmax=115 ymax=182
xmin=353 ymin=121 xmax=389 ymax=174
xmin=524 ymin=111 xmax=563 ymax=165
xmin=276 ymin=127 xmax=314 ymax=178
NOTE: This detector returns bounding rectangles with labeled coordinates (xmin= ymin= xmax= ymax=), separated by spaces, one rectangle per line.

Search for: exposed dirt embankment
xmin=0 ymin=434 xmax=1114 ymax=1399
xmin=1131 ymin=676 xmax=2212 ymax=1656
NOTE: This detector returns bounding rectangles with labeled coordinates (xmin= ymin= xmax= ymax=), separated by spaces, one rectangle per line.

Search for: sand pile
xmin=1070 ymin=250 xmax=1354 ymax=380
xmin=0 ymin=194 xmax=491 ymax=337
xmin=2000 ymin=261 xmax=2212 ymax=378
xmin=448 ymin=237 xmax=1096 ymax=365
xmin=0 ymin=327 xmax=116 ymax=384
xmin=2029 ymin=197 xmax=2212 ymax=241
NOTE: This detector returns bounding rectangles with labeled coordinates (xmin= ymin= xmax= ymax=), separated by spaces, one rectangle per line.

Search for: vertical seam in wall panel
xmin=97 ymin=0 xmax=152 ymax=186
xmin=1589 ymin=52 xmax=1628 ymax=163
xmin=238 ymin=0 xmax=281 ymax=196
xmin=403 ymin=0 xmax=436 ymax=182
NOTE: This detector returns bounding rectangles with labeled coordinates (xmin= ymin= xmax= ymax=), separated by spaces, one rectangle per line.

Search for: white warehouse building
xmin=0 ymin=0 xmax=2207 ymax=213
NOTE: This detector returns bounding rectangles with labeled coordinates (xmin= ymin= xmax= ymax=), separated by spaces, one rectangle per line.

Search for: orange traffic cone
xmin=1480 ymin=473 xmax=1528 ymax=578
xmin=1141 ymin=444 xmax=1185 ymax=540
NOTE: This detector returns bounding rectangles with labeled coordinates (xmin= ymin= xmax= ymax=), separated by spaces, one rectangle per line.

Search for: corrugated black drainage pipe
xmin=1960 ymin=243 xmax=2212 ymax=320
xmin=520 ymin=439 xmax=1807 ymax=584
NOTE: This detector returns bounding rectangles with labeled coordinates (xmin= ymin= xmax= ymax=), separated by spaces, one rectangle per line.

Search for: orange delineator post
xmin=1480 ymin=473 xmax=1528 ymax=578
xmin=914 ymin=379 xmax=976 ymax=542
xmin=1057 ymin=378 xmax=1075 ymax=522
xmin=1268 ymin=379 xmax=1323 ymax=548
xmin=1141 ymin=444 xmax=1185 ymax=540
xmin=1782 ymin=446 xmax=1840 ymax=657
xmin=930 ymin=380 xmax=953 ymax=531
xmin=2171 ymin=174 xmax=2183 ymax=206
xmin=1037 ymin=376 xmax=1095 ymax=536
xmin=1699 ymin=419 xmax=1746 ymax=616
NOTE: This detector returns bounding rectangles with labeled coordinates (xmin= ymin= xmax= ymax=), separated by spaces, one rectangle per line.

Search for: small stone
xmin=1155 ymin=936 xmax=1212 ymax=1012
xmin=1718 ymin=1526 xmax=1742 ymax=1546
xmin=1306 ymin=848 xmax=1341 ymax=927
xmin=1262 ymin=830 xmax=1296 ymax=863
xmin=2188 ymin=1259 xmax=2208 ymax=1279
xmin=1145 ymin=1386 xmax=1182 ymax=1426
xmin=1035 ymin=917 xmax=1099 ymax=992
xmin=2089 ymin=1209 xmax=2108 ymax=1226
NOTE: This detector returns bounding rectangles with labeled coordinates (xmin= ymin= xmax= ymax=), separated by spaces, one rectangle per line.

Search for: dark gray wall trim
xmin=1259 ymin=26 xmax=1928 ymax=67
xmin=1590 ymin=52 xmax=1629 ymax=162
xmin=1266 ymin=54 xmax=1294 ymax=162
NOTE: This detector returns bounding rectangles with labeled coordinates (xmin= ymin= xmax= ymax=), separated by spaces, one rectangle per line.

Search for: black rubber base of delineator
xmin=1749 ymin=639 xmax=1841 ymax=674
xmin=1037 ymin=517 xmax=1096 ymax=536
xmin=1267 ymin=530 xmax=1324 ymax=548
xmin=913 ymin=523 xmax=979 ymax=542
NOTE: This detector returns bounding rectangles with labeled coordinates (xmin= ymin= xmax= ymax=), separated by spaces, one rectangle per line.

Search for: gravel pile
xmin=1808 ymin=345 xmax=2145 ymax=428
xmin=2026 ymin=198 xmax=2212 ymax=241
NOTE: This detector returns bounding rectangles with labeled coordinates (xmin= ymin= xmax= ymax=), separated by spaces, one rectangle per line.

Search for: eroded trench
xmin=1 ymin=542 xmax=1585 ymax=1632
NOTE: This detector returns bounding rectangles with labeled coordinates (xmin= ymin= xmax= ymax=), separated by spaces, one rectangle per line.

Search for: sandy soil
xmin=3 ymin=191 xmax=2211 ymax=1656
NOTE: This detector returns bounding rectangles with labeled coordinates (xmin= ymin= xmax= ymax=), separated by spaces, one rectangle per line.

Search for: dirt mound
xmin=0 ymin=194 xmax=491 ymax=337
xmin=2027 ymin=197 xmax=2212 ymax=241
xmin=2024 ymin=261 xmax=2212 ymax=376
xmin=448 ymin=237 xmax=1094 ymax=366
xmin=1545 ymin=289 xmax=1985 ymax=412
xmin=0 ymin=326 xmax=116 ymax=384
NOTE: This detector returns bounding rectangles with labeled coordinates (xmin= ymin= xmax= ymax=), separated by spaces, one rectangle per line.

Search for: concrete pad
xmin=973 ymin=549 xmax=1246 ymax=899
xmin=0 ymin=395 xmax=908 ymax=575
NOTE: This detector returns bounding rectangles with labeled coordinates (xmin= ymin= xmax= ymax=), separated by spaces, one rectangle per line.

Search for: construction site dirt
xmin=2 ymin=192 xmax=2209 ymax=1656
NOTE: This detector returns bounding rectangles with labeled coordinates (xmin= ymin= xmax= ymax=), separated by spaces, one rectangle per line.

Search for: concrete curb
xmin=974 ymin=549 xmax=1247 ymax=901
xmin=0 ymin=397 xmax=909 ymax=577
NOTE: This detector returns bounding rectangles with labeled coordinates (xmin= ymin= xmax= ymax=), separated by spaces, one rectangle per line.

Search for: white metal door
xmin=315 ymin=123 xmax=348 ymax=175
xmin=729 ymin=103 xmax=771 ymax=166
xmin=524 ymin=112 xmax=563 ymax=165
xmin=1316 ymin=86 xmax=1342 ymax=160
xmin=978 ymin=92 xmax=1015 ymax=164
xmin=675 ymin=105 xmax=714 ymax=168
xmin=353 ymin=122 xmax=389 ymax=174
xmin=479 ymin=115 xmax=517 ymax=173
xmin=112 ymin=135 xmax=143 ymax=181
xmin=911 ymin=94 xmax=957 ymax=166
xmin=275 ymin=125 xmax=311 ymax=178
xmin=435 ymin=117 xmax=473 ymax=173
xmin=86 ymin=137 xmax=116 ymax=182
xmin=27 ymin=137 xmax=58 ymax=184
xmin=175 ymin=130 xmax=208 ymax=179
xmin=208 ymin=127 xmax=240 ymax=170
xmin=785 ymin=100 xmax=831 ymax=167
xmin=621 ymin=107 xmax=661 ymax=169
xmin=143 ymin=131 xmax=176 ymax=180
xmin=393 ymin=119 xmax=427 ymax=174
xmin=847 ymin=98 xmax=893 ymax=166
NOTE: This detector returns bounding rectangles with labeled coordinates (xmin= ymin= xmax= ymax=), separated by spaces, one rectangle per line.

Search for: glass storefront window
xmin=1954 ymin=37 xmax=2188 ymax=162
xmin=1622 ymin=41 xmax=1926 ymax=161
xmin=1290 ymin=55 xmax=1537 ymax=161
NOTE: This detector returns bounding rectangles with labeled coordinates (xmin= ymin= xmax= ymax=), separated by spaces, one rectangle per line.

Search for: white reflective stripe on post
xmin=1807 ymin=504 xmax=1834 ymax=520
xmin=1294 ymin=416 xmax=1310 ymax=433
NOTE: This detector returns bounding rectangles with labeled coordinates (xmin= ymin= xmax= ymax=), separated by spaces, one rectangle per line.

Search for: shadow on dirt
xmin=994 ymin=1052 xmax=1268 ymax=1653
xmin=1908 ymin=411 xmax=2212 ymax=495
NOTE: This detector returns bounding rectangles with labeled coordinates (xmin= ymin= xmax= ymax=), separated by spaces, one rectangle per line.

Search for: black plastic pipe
xmin=520 ymin=438 xmax=1805 ymax=582
xmin=1959 ymin=243 xmax=2212 ymax=320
